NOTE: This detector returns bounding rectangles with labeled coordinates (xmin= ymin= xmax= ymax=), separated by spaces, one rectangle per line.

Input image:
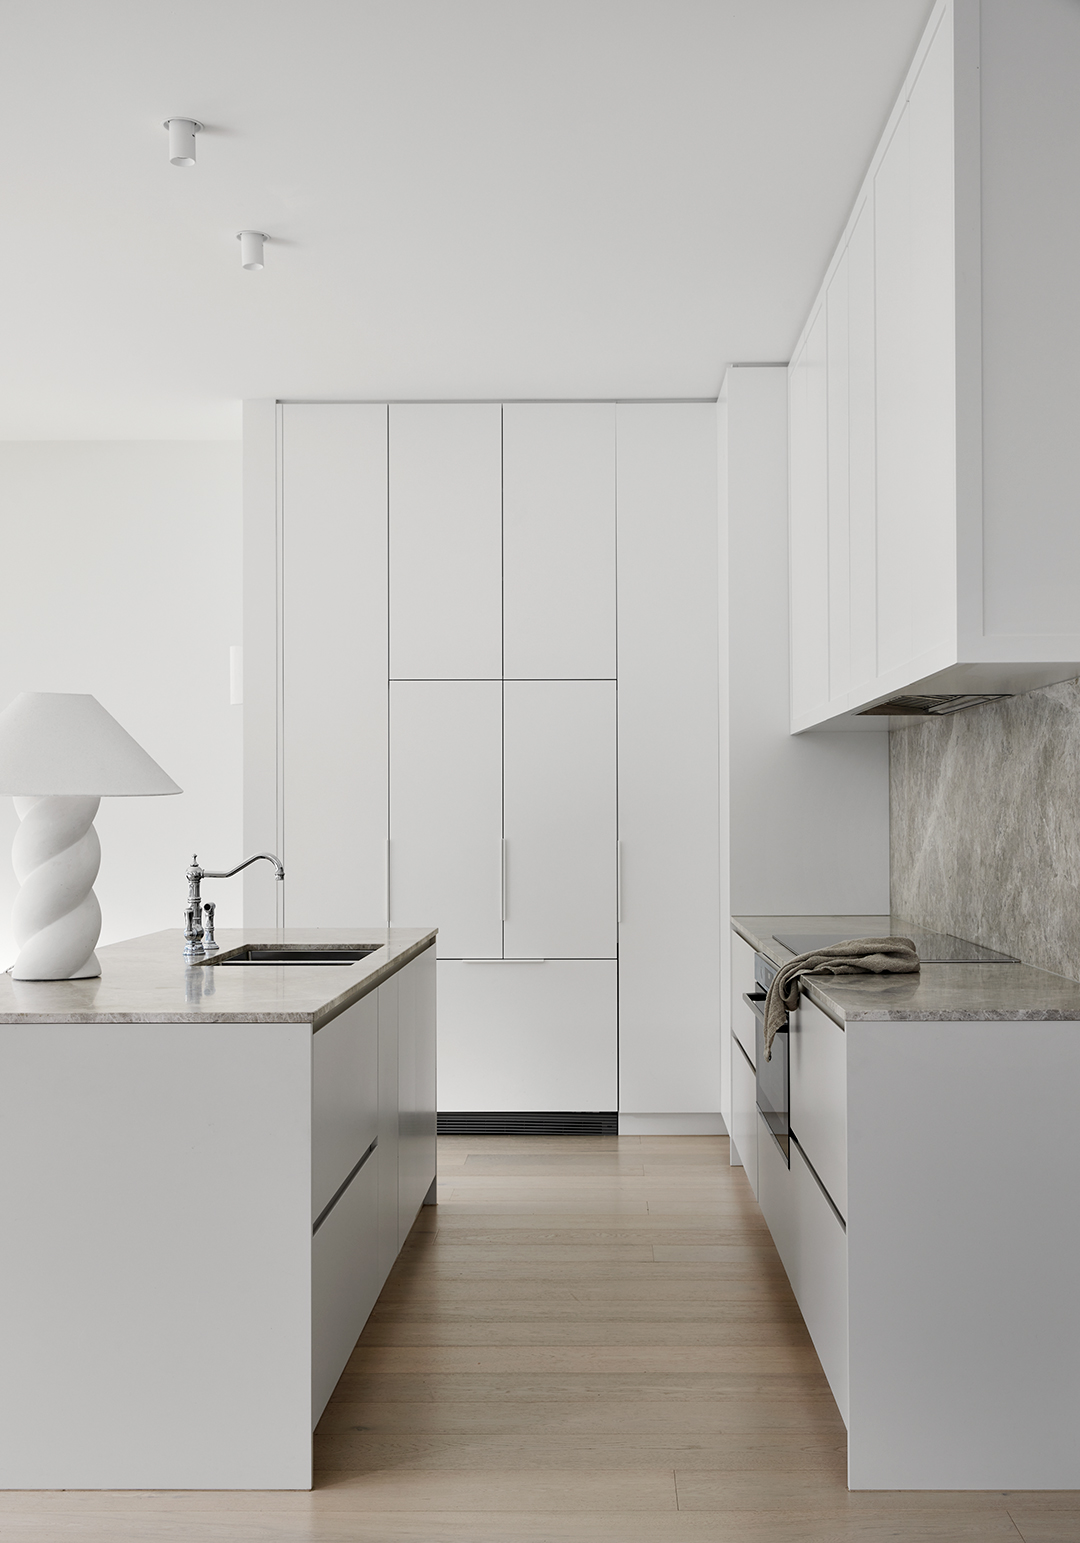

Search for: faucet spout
xmin=183 ymin=852 xmax=285 ymax=958
xmin=194 ymin=852 xmax=285 ymax=883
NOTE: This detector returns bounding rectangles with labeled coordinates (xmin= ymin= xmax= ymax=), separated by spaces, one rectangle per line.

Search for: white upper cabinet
xmin=389 ymin=680 xmax=503 ymax=958
xmin=280 ymin=404 xmax=389 ymax=926
xmin=846 ymin=199 xmax=877 ymax=700
xmin=502 ymin=404 xmax=617 ymax=679
xmin=389 ymin=404 xmax=502 ymax=680
xmin=503 ymin=680 xmax=617 ymax=960
xmin=825 ymin=247 xmax=851 ymax=707
xmin=788 ymin=0 xmax=1080 ymax=731
xmin=788 ymin=307 xmax=830 ymax=726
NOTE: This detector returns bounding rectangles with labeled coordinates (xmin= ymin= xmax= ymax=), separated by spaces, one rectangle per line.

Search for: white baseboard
xmin=618 ymin=1113 xmax=728 ymax=1136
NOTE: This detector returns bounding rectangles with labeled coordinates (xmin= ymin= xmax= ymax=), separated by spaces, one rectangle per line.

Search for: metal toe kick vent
xmin=859 ymin=693 xmax=1012 ymax=717
xmin=437 ymin=1111 xmax=619 ymax=1136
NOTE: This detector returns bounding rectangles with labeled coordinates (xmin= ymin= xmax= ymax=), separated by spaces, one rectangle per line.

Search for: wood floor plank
xmin=344 ymin=1344 xmax=824 ymax=1375
xmin=311 ymin=1467 xmax=679 ymax=1510
xmin=367 ymin=1300 xmax=806 ymax=1322
xmin=0 ymin=1509 xmax=1026 ymax=1543
xmin=375 ymin=1279 xmax=798 ymax=1305
xmin=354 ymin=1319 xmax=814 ymax=1348
xmin=312 ymin=1430 xmax=847 ymax=1473
xmin=431 ymin=1227 xmax=773 ymax=1247
xmin=329 ymin=1370 xmax=844 ymax=1402
xmin=315 ymin=1396 xmax=847 ymax=1435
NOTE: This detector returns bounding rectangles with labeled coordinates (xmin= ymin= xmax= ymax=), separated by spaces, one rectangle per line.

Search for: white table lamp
xmin=0 ymin=692 xmax=181 ymax=980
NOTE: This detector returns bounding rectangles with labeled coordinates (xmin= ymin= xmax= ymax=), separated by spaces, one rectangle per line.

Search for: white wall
xmin=0 ymin=442 xmax=243 ymax=969
xmin=718 ymin=365 xmax=890 ymax=1134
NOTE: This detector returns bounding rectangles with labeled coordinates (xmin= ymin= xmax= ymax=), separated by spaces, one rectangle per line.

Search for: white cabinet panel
xmin=874 ymin=16 xmax=956 ymax=681
xmin=503 ymin=680 xmax=617 ymax=960
xmin=904 ymin=13 xmax=956 ymax=662
xmin=873 ymin=105 xmax=916 ymax=677
xmin=730 ymin=948 xmax=757 ymax=1068
xmin=788 ymin=311 xmax=829 ymax=723
xmin=615 ymin=403 xmax=720 ymax=1115
xmin=790 ymin=997 xmax=847 ymax=1219
xmin=437 ymin=959 xmax=617 ymax=1111
xmin=503 ymin=404 xmax=616 ymax=679
xmin=281 ymin=404 xmax=388 ymax=927
xmin=826 ymin=248 xmax=851 ymax=705
xmin=390 ymin=681 xmax=502 ymax=958
xmin=312 ymin=994 xmax=378 ymax=1218
xmin=397 ymin=943 xmax=436 ymax=1244
xmin=731 ymin=1036 xmax=758 ymax=1197
xmin=847 ymin=199 xmax=877 ymax=695
xmin=756 ymin=1110 xmax=796 ymax=1279
xmin=389 ymin=404 xmax=502 ymax=680
xmin=311 ymin=1150 xmax=379 ymax=1424
xmin=791 ymin=1141 xmax=849 ymax=1426
xmin=376 ymin=975 xmax=399 ymax=1288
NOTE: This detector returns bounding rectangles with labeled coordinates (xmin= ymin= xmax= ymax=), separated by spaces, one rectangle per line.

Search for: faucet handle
xmin=203 ymin=900 xmax=218 ymax=953
xmin=184 ymin=902 xmax=205 ymax=960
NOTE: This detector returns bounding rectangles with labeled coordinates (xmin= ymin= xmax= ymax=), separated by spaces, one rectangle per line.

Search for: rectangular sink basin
xmin=212 ymin=946 xmax=382 ymax=966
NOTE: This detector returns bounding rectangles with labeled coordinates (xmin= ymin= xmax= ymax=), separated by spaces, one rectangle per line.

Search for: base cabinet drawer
xmin=790 ymin=996 xmax=847 ymax=1218
xmin=731 ymin=1035 xmax=758 ymax=1195
xmin=397 ymin=944 xmax=437 ymax=1243
xmin=757 ymin=1110 xmax=797 ymax=1273
xmin=757 ymin=1115 xmax=848 ymax=1426
xmin=437 ymin=958 xmax=617 ymax=1111
xmin=312 ymin=1148 xmax=380 ymax=1425
xmin=312 ymin=994 xmax=379 ymax=1218
xmin=791 ymin=1140 xmax=848 ymax=1425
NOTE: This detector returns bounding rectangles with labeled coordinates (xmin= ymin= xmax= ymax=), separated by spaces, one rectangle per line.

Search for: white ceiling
xmin=1 ymin=0 xmax=933 ymax=439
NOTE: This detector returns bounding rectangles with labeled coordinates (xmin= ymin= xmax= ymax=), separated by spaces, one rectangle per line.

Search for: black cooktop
xmin=772 ymin=928 xmax=1017 ymax=964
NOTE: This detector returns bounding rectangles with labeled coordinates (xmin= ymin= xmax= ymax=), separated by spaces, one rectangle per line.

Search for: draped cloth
xmin=762 ymin=936 xmax=920 ymax=1060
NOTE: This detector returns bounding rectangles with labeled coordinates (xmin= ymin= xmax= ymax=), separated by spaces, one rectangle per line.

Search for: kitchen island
xmin=0 ymin=927 xmax=436 ymax=1490
xmin=731 ymin=915 xmax=1080 ymax=1491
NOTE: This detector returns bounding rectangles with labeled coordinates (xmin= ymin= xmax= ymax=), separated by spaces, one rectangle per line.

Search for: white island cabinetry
xmin=0 ymin=929 xmax=436 ymax=1491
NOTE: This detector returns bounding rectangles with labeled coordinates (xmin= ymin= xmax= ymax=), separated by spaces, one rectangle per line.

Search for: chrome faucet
xmin=183 ymin=852 xmax=285 ymax=959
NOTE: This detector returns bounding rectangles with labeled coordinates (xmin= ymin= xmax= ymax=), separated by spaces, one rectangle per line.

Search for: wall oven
xmin=745 ymin=952 xmax=788 ymax=1165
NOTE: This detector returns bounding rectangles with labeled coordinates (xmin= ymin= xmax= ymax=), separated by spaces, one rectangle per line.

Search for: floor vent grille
xmin=437 ymin=1111 xmax=619 ymax=1136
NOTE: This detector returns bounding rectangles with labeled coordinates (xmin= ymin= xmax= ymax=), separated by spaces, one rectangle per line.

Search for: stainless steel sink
xmin=210 ymin=945 xmax=382 ymax=966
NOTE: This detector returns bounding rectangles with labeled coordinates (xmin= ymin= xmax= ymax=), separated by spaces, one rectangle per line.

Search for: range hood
xmin=858 ymin=693 xmax=1012 ymax=717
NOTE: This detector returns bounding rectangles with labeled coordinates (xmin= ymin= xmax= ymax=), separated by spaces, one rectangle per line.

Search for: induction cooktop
xmin=772 ymin=927 xmax=1017 ymax=964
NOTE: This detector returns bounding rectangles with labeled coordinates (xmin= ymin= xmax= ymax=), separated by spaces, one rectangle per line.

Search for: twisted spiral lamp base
xmin=10 ymin=794 xmax=102 ymax=980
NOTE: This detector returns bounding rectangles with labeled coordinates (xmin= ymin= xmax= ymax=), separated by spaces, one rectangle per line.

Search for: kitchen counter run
xmin=732 ymin=914 xmax=1080 ymax=1023
xmin=0 ymin=927 xmax=437 ymax=1030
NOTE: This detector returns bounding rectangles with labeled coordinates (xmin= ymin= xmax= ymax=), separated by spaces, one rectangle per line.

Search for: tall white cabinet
xmin=244 ymin=398 xmax=720 ymax=1127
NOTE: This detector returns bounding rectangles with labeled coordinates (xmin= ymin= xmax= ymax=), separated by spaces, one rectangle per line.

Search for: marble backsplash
xmin=890 ymin=678 xmax=1080 ymax=982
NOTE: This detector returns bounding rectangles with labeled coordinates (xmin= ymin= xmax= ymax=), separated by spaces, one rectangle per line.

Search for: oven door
xmin=747 ymin=990 xmax=789 ymax=1165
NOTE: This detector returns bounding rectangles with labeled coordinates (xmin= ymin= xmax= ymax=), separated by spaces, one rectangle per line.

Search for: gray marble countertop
xmin=0 ymin=928 xmax=437 ymax=1030
xmin=732 ymin=914 xmax=1080 ymax=1023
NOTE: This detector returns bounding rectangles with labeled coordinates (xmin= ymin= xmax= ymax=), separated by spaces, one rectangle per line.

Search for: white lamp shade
xmin=0 ymin=693 xmax=181 ymax=797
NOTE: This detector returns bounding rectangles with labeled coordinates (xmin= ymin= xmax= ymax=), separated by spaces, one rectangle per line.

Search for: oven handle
xmin=744 ymin=990 xmax=787 ymax=1033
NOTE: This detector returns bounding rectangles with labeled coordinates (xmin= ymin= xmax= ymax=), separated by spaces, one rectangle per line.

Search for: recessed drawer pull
xmin=312 ymin=1138 xmax=377 ymax=1236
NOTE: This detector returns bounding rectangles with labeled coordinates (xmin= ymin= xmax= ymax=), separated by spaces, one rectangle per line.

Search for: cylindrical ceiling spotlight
xmin=237 ymin=230 xmax=270 ymax=270
xmin=164 ymin=118 xmax=203 ymax=166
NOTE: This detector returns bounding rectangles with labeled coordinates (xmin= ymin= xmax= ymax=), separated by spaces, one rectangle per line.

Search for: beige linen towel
xmin=762 ymin=936 xmax=920 ymax=1060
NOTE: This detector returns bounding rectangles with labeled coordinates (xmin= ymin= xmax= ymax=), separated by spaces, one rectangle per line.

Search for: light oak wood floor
xmin=2 ymin=1134 xmax=1076 ymax=1540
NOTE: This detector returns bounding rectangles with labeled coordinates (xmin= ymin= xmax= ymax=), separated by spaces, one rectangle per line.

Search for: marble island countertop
xmin=0 ymin=927 xmax=437 ymax=1030
xmin=733 ymin=914 xmax=1080 ymax=1023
